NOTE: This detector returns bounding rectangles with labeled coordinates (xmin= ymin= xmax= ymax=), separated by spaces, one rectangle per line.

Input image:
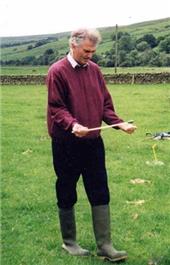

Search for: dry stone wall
xmin=0 ymin=75 xmax=46 ymax=85
xmin=104 ymin=73 xmax=170 ymax=84
xmin=1 ymin=73 xmax=170 ymax=85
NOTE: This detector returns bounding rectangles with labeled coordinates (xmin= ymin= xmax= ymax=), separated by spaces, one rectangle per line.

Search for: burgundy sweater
xmin=46 ymin=57 xmax=123 ymax=139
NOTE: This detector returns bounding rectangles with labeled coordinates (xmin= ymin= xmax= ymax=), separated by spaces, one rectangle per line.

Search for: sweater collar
xmin=67 ymin=52 xmax=88 ymax=69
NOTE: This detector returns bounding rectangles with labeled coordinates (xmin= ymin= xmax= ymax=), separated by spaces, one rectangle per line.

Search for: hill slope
xmin=1 ymin=17 xmax=170 ymax=64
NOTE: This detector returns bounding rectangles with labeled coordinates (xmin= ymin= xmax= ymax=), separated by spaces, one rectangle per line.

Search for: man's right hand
xmin=72 ymin=123 xmax=89 ymax=137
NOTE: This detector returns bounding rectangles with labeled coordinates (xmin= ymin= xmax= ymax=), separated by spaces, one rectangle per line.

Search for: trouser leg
xmin=52 ymin=138 xmax=81 ymax=208
xmin=82 ymin=137 xmax=110 ymax=206
xmin=52 ymin=138 xmax=90 ymax=256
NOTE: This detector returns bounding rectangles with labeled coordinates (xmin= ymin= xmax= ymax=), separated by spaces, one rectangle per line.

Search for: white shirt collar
xmin=67 ymin=52 xmax=88 ymax=69
xmin=67 ymin=52 xmax=78 ymax=68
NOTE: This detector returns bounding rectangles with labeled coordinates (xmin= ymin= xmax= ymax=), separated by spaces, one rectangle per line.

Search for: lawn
xmin=1 ymin=84 xmax=170 ymax=265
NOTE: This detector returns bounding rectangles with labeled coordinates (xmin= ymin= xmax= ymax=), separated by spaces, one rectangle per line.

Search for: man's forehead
xmin=83 ymin=47 xmax=96 ymax=53
xmin=80 ymin=39 xmax=97 ymax=49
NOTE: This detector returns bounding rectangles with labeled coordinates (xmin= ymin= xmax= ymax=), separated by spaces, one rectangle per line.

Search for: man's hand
xmin=118 ymin=122 xmax=137 ymax=134
xmin=72 ymin=123 xmax=89 ymax=137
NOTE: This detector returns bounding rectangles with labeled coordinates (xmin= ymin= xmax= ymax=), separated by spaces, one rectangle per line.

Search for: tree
xmin=158 ymin=53 xmax=170 ymax=66
xmin=21 ymin=56 xmax=36 ymax=65
xmin=44 ymin=48 xmax=54 ymax=56
xmin=138 ymin=34 xmax=157 ymax=48
xmin=136 ymin=41 xmax=150 ymax=52
xmin=34 ymin=39 xmax=49 ymax=48
xmin=111 ymin=31 xmax=125 ymax=41
xmin=157 ymin=36 xmax=165 ymax=44
xmin=159 ymin=37 xmax=170 ymax=53
xmin=27 ymin=45 xmax=33 ymax=50
xmin=139 ymin=49 xmax=157 ymax=66
xmin=149 ymin=55 xmax=162 ymax=66
xmin=105 ymin=59 xmax=114 ymax=67
xmin=91 ymin=53 xmax=102 ymax=64
xmin=118 ymin=50 xmax=126 ymax=66
xmin=118 ymin=34 xmax=135 ymax=52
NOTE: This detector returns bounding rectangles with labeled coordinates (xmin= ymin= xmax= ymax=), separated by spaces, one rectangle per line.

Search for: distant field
xmin=1 ymin=37 xmax=68 ymax=61
xmin=1 ymin=66 xmax=49 ymax=75
xmin=1 ymin=66 xmax=170 ymax=75
xmin=1 ymin=84 xmax=170 ymax=265
xmin=1 ymin=18 xmax=170 ymax=62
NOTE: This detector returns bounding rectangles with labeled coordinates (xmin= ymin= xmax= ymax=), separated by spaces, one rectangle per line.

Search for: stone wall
xmin=104 ymin=72 xmax=170 ymax=84
xmin=0 ymin=75 xmax=46 ymax=85
xmin=1 ymin=72 xmax=170 ymax=85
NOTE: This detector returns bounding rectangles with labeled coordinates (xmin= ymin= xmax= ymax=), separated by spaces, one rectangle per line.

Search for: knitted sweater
xmin=46 ymin=57 xmax=123 ymax=139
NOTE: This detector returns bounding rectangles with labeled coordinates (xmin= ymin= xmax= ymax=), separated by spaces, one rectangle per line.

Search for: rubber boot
xmin=92 ymin=205 xmax=128 ymax=262
xmin=59 ymin=207 xmax=90 ymax=256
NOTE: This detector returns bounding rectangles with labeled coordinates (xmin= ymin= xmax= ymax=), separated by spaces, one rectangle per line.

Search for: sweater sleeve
xmin=47 ymin=68 xmax=78 ymax=131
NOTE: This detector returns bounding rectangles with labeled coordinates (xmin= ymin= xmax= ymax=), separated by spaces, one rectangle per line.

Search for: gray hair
xmin=69 ymin=28 xmax=102 ymax=47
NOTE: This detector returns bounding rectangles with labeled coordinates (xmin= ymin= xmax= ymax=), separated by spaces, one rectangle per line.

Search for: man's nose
xmin=88 ymin=52 xmax=93 ymax=59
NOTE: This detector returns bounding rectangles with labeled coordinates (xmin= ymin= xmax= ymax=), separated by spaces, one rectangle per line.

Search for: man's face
xmin=72 ymin=39 xmax=96 ymax=65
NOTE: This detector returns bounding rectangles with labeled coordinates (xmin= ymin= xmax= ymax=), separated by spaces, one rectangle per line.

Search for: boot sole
xmin=98 ymin=254 xmax=128 ymax=262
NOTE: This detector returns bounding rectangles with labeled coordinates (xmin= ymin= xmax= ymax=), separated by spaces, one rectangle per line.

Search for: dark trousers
xmin=52 ymin=136 xmax=110 ymax=209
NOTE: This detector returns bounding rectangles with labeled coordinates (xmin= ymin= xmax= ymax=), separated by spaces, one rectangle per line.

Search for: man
xmin=46 ymin=28 xmax=136 ymax=262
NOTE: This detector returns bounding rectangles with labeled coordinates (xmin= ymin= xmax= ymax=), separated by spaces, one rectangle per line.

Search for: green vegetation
xmin=0 ymin=66 xmax=49 ymax=75
xmin=1 ymin=18 xmax=170 ymax=67
xmin=101 ymin=67 xmax=170 ymax=74
xmin=1 ymin=84 xmax=170 ymax=265
xmin=1 ymin=66 xmax=170 ymax=76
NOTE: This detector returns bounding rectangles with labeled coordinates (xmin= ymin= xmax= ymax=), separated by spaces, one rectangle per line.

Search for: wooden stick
xmin=87 ymin=120 xmax=134 ymax=132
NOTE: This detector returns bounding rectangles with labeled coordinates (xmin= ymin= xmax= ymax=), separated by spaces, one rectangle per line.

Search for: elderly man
xmin=46 ymin=28 xmax=136 ymax=262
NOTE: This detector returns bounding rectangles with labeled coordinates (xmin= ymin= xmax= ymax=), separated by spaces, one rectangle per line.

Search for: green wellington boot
xmin=59 ymin=207 xmax=90 ymax=256
xmin=92 ymin=205 xmax=128 ymax=262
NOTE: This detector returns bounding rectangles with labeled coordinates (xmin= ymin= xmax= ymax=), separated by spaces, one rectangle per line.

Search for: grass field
xmin=1 ymin=18 xmax=170 ymax=62
xmin=1 ymin=84 xmax=170 ymax=265
xmin=1 ymin=66 xmax=170 ymax=75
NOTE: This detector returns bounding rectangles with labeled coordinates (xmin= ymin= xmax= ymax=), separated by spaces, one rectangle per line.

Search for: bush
xmin=27 ymin=45 xmax=33 ymax=50
xmin=136 ymin=41 xmax=150 ymax=52
xmin=44 ymin=49 xmax=54 ymax=55
xmin=139 ymin=49 xmax=157 ymax=66
xmin=118 ymin=34 xmax=135 ymax=52
xmin=137 ymin=34 xmax=157 ymax=48
xmin=91 ymin=53 xmax=102 ymax=63
xmin=159 ymin=37 xmax=170 ymax=53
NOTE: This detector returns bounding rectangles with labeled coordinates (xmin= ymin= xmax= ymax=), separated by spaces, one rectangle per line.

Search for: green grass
xmin=1 ymin=18 xmax=170 ymax=62
xmin=1 ymin=84 xmax=170 ymax=265
xmin=1 ymin=66 xmax=170 ymax=75
xmin=101 ymin=67 xmax=170 ymax=74
xmin=0 ymin=66 xmax=49 ymax=75
xmin=1 ymin=38 xmax=68 ymax=61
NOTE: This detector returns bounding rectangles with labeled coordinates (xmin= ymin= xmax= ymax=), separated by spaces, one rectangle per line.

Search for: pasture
xmin=1 ymin=66 xmax=170 ymax=75
xmin=1 ymin=83 xmax=170 ymax=265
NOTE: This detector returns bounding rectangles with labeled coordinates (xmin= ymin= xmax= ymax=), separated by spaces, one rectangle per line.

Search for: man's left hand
xmin=118 ymin=122 xmax=137 ymax=134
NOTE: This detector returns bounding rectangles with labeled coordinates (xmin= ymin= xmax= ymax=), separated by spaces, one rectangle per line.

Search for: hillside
xmin=1 ymin=17 xmax=170 ymax=66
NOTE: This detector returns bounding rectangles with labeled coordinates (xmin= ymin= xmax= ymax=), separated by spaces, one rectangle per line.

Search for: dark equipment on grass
xmin=146 ymin=131 xmax=170 ymax=140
